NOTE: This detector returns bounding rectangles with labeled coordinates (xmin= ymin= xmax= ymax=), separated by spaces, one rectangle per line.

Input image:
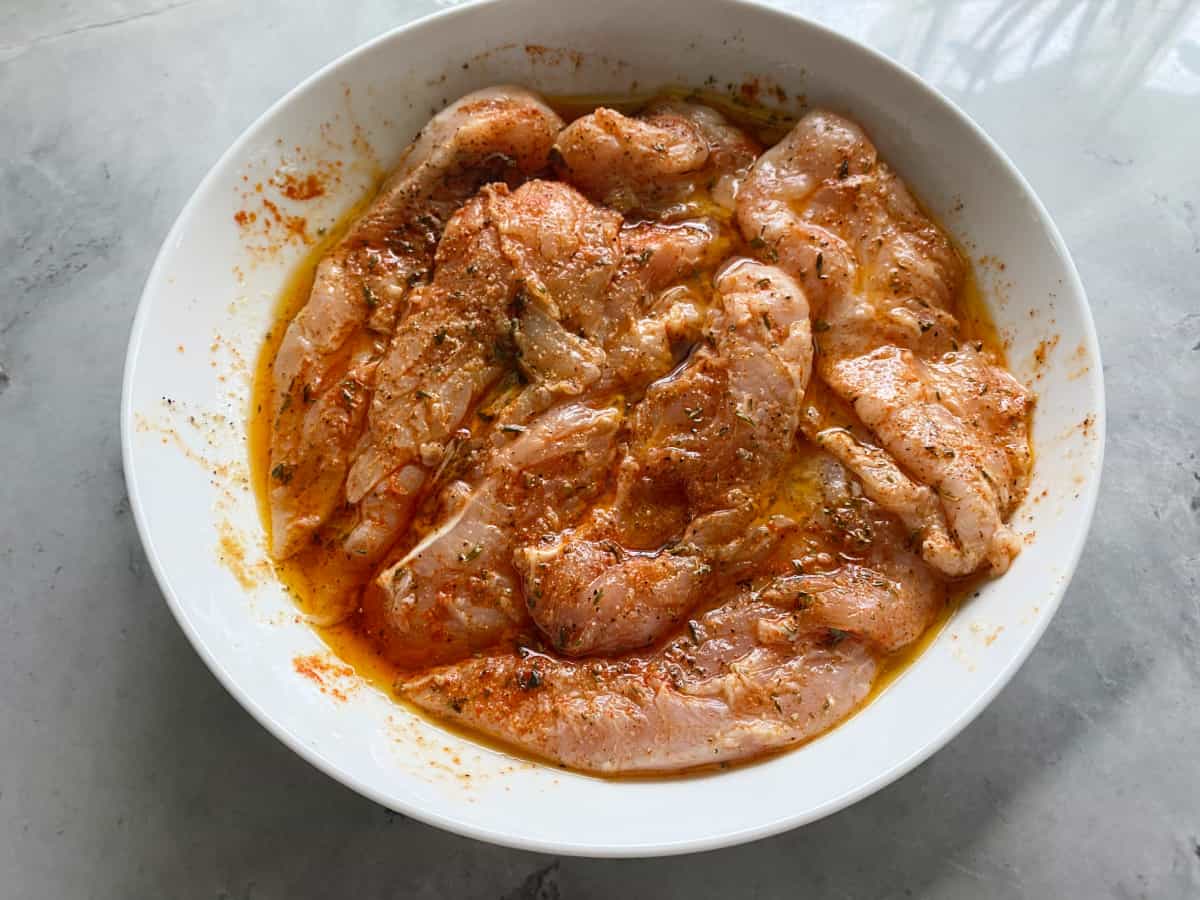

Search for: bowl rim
xmin=120 ymin=0 xmax=1106 ymax=857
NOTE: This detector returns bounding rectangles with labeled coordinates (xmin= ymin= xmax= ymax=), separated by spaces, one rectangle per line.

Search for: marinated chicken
xmin=516 ymin=260 xmax=812 ymax=656
xmin=553 ymin=99 xmax=760 ymax=217
xmin=269 ymin=86 xmax=563 ymax=560
xmin=401 ymin=592 xmax=879 ymax=773
xmin=737 ymin=110 xmax=1032 ymax=576
xmin=260 ymin=87 xmax=1033 ymax=774
xmin=362 ymin=401 xmax=622 ymax=668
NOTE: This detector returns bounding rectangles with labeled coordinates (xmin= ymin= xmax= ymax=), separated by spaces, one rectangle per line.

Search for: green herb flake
xmin=458 ymin=543 xmax=483 ymax=563
xmin=517 ymin=668 xmax=543 ymax=691
xmin=270 ymin=462 xmax=294 ymax=484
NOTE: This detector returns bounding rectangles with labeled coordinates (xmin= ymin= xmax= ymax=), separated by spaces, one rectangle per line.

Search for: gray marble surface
xmin=2 ymin=0 xmax=1198 ymax=896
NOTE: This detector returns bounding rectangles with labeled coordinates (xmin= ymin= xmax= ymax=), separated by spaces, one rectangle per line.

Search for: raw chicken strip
xmin=497 ymin=180 xmax=622 ymax=397
xmin=595 ymin=218 xmax=729 ymax=389
xmin=552 ymin=100 xmax=760 ymax=216
xmin=401 ymin=448 xmax=945 ymax=772
xmin=758 ymin=452 xmax=946 ymax=654
xmin=342 ymin=179 xmax=624 ymax=563
xmin=484 ymin=215 xmax=728 ymax=427
xmin=738 ymin=109 xmax=1032 ymax=576
xmin=268 ymin=86 xmax=563 ymax=558
xmin=340 ymin=187 xmax=517 ymax=555
xmin=517 ymin=261 xmax=813 ymax=655
xmin=360 ymin=403 xmax=622 ymax=669
xmin=400 ymin=589 xmax=877 ymax=774
xmin=797 ymin=380 xmax=961 ymax=571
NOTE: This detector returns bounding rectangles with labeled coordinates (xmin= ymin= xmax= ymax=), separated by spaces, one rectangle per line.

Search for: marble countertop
xmin=2 ymin=1 xmax=1198 ymax=896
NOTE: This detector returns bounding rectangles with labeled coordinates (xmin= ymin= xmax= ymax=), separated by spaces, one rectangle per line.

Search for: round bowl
xmin=121 ymin=0 xmax=1104 ymax=856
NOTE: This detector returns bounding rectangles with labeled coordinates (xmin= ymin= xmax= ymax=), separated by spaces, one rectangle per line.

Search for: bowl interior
xmin=122 ymin=0 xmax=1103 ymax=856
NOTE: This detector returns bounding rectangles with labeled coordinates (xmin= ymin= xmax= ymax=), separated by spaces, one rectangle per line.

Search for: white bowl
xmin=121 ymin=0 xmax=1104 ymax=856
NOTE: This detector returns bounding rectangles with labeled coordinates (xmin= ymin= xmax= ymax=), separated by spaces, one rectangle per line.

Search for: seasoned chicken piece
xmin=595 ymin=218 xmax=729 ymax=389
xmin=400 ymin=589 xmax=877 ymax=774
xmin=738 ymin=109 xmax=1032 ymax=576
xmin=490 ymin=214 xmax=728 ymax=427
xmin=552 ymin=99 xmax=760 ymax=216
xmin=356 ymin=195 xmax=732 ymax=664
xmin=797 ymin=380 xmax=960 ymax=571
xmin=269 ymin=86 xmax=563 ymax=558
xmin=361 ymin=403 xmax=622 ymax=669
xmin=499 ymin=180 xmax=622 ymax=397
xmin=342 ymin=179 xmax=623 ymax=566
xmin=355 ymin=210 xmax=731 ymax=658
xmin=759 ymin=452 xmax=946 ymax=654
xmin=517 ymin=261 xmax=813 ymax=655
xmin=830 ymin=347 xmax=1030 ymax=575
xmin=276 ymin=188 xmax=522 ymax=622
xmin=400 ymin=447 xmax=948 ymax=772
xmin=340 ymin=188 xmax=517 ymax=557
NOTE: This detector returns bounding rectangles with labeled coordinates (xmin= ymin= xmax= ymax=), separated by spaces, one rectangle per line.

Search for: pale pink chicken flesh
xmin=268 ymin=86 xmax=564 ymax=559
xmin=552 ymin=99 xmax=760 ymax=217
xmin=400 ymin=591 xmax=879 ymax=774
xmin=737 ymin=109 xmax=1032 ymax=577
xmin=516 ymin=260 xmax=814 ymax=656
xmin=342 ymin=178 xmax=624 ymax=568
